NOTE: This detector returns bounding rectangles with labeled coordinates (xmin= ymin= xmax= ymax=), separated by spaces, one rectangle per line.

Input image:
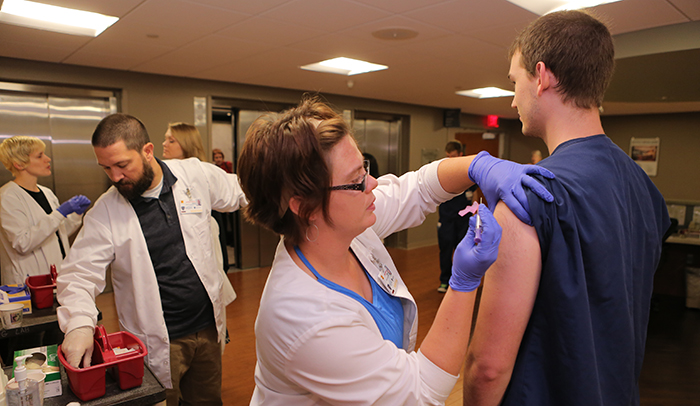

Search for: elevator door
xmin=353 ymin=118 xmax=401 ymax=177
xmin=352 ymin=114 xmax=407 ymax=248
xmin=0 ymin=91 xmax=113 ymax=205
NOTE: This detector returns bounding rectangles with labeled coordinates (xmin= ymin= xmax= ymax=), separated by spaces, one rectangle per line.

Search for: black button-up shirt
xmin=129 ymin=159 xmax=214 ymax=339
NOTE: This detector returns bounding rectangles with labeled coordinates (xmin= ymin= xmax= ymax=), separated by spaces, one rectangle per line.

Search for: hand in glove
xmin=468 ymin=151 xmax=554 ymax=225
xmin=62 ymin=326 xmax=94 ymax=368
xmin=57 ymin=195 xmax=91 ymax=217
xmin=449 ymin=204 xmax=502 ymax=292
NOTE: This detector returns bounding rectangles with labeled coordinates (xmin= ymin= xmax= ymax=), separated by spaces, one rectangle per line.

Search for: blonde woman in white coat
xmin=0 ymin=136 xmax=90 ymax=285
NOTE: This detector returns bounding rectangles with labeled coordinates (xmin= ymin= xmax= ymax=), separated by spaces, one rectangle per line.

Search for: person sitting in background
xmin=237 ymin=96 xmax=555 ymax=405
xmin=212 ymin=148 xmax=233 ymax=173
xmin=530 ymin=149 xmax=543 ymax=164
xmin=436 ymin=141 xmax=475 ymax=293
xmin=0 ymin=135 xmax=90 ymax=285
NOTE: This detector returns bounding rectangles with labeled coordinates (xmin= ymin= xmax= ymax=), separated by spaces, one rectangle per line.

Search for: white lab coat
xmin=251 ymin=159 xmax=461 ymax=405
xmin=0 ymin=181 xmax=82 ymax=285
xmin=57 ymin=158 xmax=247 ymax=388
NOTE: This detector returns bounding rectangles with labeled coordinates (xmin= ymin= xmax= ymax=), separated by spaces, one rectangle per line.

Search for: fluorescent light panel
xmin=456 ymin=87 xmax=515 ymax=99
xmin=0 ymin=0 xmax=118 ymax=37
xmin=506 ymin=0 xmax=622 ymax=15
xmin=301 ymin=57 xmax=388 ymax=76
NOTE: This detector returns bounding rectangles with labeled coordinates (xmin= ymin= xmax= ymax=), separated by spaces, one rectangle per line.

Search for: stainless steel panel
xmin=353 ymin=118 xmax=402 ymax=177
xmin=0 ymin=93 xmax=53 ymax=189
xmin=48 ymin=96 xmax=112 ymax=203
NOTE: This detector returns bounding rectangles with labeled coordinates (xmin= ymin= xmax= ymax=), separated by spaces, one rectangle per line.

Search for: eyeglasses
xmin=330 ymin=160 xmax=370 ymax=192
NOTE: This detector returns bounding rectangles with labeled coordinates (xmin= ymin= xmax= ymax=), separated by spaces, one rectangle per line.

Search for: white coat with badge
xmin=0 ymin=181 xmax=82 ymax=285
xmin=251 ymin=159 xmax=462 ymax=405
xmin=57 ymin=158 xmax=247 ymax=388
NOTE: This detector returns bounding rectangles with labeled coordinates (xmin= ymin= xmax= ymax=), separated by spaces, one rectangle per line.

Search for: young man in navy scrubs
xmin=462 ymin=10 xmax=670 ymax=406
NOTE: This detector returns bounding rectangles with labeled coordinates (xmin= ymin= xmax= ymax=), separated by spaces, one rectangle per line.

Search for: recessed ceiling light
xmin=506 ymin=0 xmax=622 ymax=15
xmin=456 ymin=87 xmax=515 ymax=99
xmin=372 ymin=28 xmax=418 ymax=41
xmin=0 ymin=0 xmax=118 ymax=37
xmin=300 ymin=57 xmax=388 ymax=76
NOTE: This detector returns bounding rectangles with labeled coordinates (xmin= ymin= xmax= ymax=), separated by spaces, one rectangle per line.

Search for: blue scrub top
xmin=294 ymin=246 xmax=405 ymax=348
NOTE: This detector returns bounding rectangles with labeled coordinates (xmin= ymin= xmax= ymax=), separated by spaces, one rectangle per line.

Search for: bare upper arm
xmin=467 ymin=200 xmax=542 ymax=379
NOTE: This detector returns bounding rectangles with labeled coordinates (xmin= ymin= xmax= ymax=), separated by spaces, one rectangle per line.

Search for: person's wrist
xmin=449 ymin=276 xmax=481 ymax=293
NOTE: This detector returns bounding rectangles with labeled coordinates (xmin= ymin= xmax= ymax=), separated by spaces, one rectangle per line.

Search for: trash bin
xmin=686 ymin=267 xmax=700 ymax=309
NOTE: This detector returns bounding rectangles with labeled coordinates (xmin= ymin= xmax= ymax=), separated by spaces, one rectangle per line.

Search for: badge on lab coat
xmin=369 ymin=252 xmax=397 ymax=295
xmin=179 ymin=188 xmax=203 ymax=214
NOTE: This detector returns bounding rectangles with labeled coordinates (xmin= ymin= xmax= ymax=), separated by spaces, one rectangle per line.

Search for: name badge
xmin=369 ymin=252 xmax=397 ymax=295
xmin=179 ymin=188 xmax=203 ymax=214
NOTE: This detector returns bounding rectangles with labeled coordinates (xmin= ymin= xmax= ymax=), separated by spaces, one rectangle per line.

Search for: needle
xmin=474 ymin=198 xmax=483 ymax=244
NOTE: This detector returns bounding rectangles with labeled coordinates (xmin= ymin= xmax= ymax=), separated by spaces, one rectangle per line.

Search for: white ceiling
xmin=1 ymin=0 xmax=699 ymax=119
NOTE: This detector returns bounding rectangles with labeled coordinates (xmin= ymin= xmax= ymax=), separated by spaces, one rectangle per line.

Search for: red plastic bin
xmin=58 ymin=326 xmax=148 ymax=401
xmin=25 ymin=273 xmax=56 ymax=309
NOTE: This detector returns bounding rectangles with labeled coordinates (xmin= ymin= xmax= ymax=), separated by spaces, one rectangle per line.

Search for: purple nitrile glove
xmin=449 ymin=204 xmax=502 ymax=292
xmin=57 ymin=195 xmax=91 ymax=217
xmin=468 ymin=151 xmax=555 ymax=225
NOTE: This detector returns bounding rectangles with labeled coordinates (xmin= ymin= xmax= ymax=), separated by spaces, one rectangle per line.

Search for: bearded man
xmin=56 ymin=113 xmax=247 ymax=406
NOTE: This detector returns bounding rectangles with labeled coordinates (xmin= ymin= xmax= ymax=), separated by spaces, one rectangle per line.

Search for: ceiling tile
xmin=352 ymin=0 xmax=451 ymax=14
xmin=594 ymin=0 xmax=691 ymax=34
xmin=193 ymin=47 xmax=325 ymax=83
xmin=120 ymin=0 xmax=249 ymax=36
xmin=340 ymin=14 xmax=452 ymax=43
xmin=288 ymin=33 xmax=390 ymax=61
xmin=668 ymin=0 xmax=700 ymax=20
xmin=34 ymin=0 xmax=144 ymax=16
xmin=1 ymin=0 xmax=699 ymax=118
xmin=134 ymin=35 xmax=276 ymax=75
xmin=0 ymin=23 xmax=91 ymax=51
xmin=404 ymin=0 xmax=535 ymax=33
xmin=217 ymin=16 xmax=325 ymax=46
xmin=259 ymin=0 xmax=392 ymax=32
xmin=187 ymin=0 xmax=291 ymax=15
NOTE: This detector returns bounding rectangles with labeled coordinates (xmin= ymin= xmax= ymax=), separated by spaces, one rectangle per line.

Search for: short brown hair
xmin=237 ymin=96 xmax=350 ymax=245
xmin=92 ymin=113 xmax=150 ymax=151
xmin=445 ymin=141 xmax=462 ymax=154
xmin=509 ymin=10 xmax=614 ymax=109
xmin=0 ymin=136 xmax=46 ymax=175
xmin=168 ymin=122 xmax=206 ymax=161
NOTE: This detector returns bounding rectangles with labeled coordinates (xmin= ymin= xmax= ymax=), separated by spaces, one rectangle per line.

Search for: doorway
xmin=210 ymin=99 xmax=293 ymax=270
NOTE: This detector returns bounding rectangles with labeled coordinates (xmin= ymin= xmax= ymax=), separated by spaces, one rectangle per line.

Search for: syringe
xmin=474 ymin=198 xmax=483 ymax=244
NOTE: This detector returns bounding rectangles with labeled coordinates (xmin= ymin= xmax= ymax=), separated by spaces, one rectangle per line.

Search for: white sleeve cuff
xmin=417 ymin=349 xmax=460 ymax=402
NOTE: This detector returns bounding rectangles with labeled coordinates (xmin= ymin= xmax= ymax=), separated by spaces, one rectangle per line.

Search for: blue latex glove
xmin=57 ymin=195 xmax=91 ymax=217
xmin=468 ymin=151 xmax=555 ymax=225
xmin=449 ymin=204 xmax=502 ymax=292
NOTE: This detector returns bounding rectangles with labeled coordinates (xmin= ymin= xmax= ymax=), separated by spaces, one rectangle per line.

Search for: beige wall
xmin=502 ymin=111 xmax=700 ymax=204
xmin=603 ymin=112 xmax=700 ymax=203
xmin=2 ymin=57 xmax=696 ymax=248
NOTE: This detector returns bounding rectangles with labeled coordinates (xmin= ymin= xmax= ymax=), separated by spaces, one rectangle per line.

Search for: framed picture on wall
xmin=629 ymin=137 xmax=660 ymax=177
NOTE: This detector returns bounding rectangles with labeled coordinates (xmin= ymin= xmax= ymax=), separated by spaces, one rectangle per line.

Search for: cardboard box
xmin=13 ymin=345 xmax=62 ymax=398
xmin=0 ymin=284 xmax=32 ymax=315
